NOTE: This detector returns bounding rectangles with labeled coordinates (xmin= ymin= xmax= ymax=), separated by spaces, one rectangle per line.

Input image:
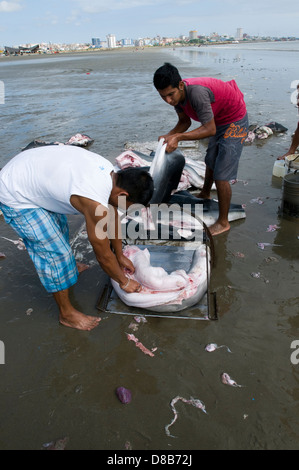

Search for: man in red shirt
xmin=153 ymin=62 xmax=248 ymax=236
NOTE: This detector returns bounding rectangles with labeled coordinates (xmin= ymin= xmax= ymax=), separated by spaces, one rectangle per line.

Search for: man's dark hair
xmin=116 ymin=168 xmax=154 ymax=206
xmin=153 ymin=62 xmax=182 ymax=90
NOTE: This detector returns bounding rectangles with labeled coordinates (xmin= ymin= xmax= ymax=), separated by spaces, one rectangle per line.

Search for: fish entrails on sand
xmin=165 ymin=395 xmax=207 ymax=438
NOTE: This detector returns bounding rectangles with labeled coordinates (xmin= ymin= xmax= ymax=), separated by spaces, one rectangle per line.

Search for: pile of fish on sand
xmin=115 ymin=148 xmax=214 ymax=192
xmin=245 ymin=121 xmax=288 ymax=144
xmin=22 ymin=133 xmax=94 ymax=151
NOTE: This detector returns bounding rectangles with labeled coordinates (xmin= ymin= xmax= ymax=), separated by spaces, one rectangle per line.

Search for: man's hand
xmin=157 ymin=134 xmax=179 ymax=153
xmin=158 ymin=116 xmax=216 ymax=154
xmin=120 ymin=277 xmax=142 ymax=293
xmin=117 ymin=254 xmax=142 ymax=293
xmin=117 ymin=253 xmax=135 ymax=274
xmin=163 ymin=134 xmax=179 ymax=153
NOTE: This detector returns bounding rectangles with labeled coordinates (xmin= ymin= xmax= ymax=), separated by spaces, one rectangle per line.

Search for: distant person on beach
xmin=153 ymin=62 xmax=248 ymax=236
xmin=277 ymin=84 xmax=299 ymax=160
xmin=0 ymin=145 xmax=153 ymax=331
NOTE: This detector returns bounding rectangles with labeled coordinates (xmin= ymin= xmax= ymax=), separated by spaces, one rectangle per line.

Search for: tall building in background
xmin=121 ymin=38 xmax=133 ymax=47
xmin=106 ymin=34 xmax=117 ymax=48
xmin=92 ymin=38 xmax=101 ymax=47
xmin=189 ymin=30 xmax=198 ymax=40
xmin=235 ymin=28 xmax=243 ymax=40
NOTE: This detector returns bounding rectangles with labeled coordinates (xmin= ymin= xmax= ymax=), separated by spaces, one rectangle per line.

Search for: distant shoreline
xmin=1 ymin=40 xmax=298 ymax=62
xmin=0 ymin=46 xmax=162 ymax=61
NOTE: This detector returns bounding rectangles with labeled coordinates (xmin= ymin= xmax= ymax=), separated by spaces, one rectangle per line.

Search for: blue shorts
xmin=205 ymin=113 xmax=249 ymax=181
xmin=0 ymin=203 xmax=78 ymax=293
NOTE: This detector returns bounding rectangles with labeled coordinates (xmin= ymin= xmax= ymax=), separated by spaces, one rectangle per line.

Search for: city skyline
xmin=0 ymin=0 xmax=298 ymax=46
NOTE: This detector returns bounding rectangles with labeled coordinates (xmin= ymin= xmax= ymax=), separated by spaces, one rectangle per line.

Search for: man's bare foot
xmin=59 ymin=308 xmax=101 ymax=331
xmin=195 ymin=191 xmax=211 ymax=199
xmin=208 ymin=221 xmax=230 ymax=236
xmin=76 ymin=262 xmax=90 ymax=273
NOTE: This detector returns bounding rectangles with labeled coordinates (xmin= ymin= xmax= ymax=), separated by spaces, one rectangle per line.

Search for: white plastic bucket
xmin=273 ymin=160 xmax=286 ymax=178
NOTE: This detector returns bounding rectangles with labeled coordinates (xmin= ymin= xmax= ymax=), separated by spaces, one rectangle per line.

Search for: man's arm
xmin=278 ymin=123 xmax=299 ymax=159
xmin=160 ymin=111 xmax=216 ymax=153
xmin=289 ymin=122 xmax=299 ymax=154
xmin=109 ymin=204 xmax=136 ymax=273
xmin=159 ymin=112 xmax=192 ymax=140
xmin=70 ymin=195 xmax=141 ymax=293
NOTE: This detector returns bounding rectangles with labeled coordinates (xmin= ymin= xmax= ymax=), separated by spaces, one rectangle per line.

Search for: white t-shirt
xmin=0 ymin=145 xmax=114 ymax=214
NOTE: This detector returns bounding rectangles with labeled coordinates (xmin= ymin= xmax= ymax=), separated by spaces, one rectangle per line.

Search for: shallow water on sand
xmin=0 ymin=45 xmax=299 ymax=450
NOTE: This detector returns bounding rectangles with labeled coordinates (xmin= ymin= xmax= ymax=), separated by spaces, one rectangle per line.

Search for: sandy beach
xmin=0 ymin=43 xmax=298 ymax=450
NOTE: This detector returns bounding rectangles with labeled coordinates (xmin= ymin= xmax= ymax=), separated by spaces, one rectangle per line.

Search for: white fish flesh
xmin=22 ymin=134 xmax=94 ymax=152
xmin=257 ymin=242 xmax=282 ymax=250
xmin=115 ymin=150 xmax=149 ymax=169
xmin=221 ymin=372 xmax=243 ymax=387
xmin=183 ymin=158 xmax=216 ymax=190
xmin=205 ymin=343 xmax=232 ymax=353
xmin=245 ymin=130 xmax=256 ymax=143
xmin=65 ymin=133 xmax=94 ymax=147
xmin=255 ymin=126 xmax=273 ymax=139
xmin=1 ymin=236 xmax=26 ymax=250
xmin=111 ymin=244 xmax=210 ymax=312
xmin=123 ymin=246 xmax=189 ymax=292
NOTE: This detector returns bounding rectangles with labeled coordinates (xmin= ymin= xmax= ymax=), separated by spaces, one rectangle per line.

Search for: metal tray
xmin=96 ymin=244 xmax=217 ymax=321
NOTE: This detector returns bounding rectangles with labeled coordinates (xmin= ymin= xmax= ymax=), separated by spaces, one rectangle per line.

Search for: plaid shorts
xmin=0 ymin=203 xmax=78 ymax=293
xmin=205 ymin=113 xmax=249 ymax=181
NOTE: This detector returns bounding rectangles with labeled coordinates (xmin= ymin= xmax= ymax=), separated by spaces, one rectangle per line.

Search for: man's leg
xmin=48 ymin=212 xmax=99 ymax=330
xmin=196 ymin=166 xmax=214 ymax=199
xmin=0 ymin=205 xmax=101 ymax=331
xmin=53 ymin=289 xmax=101 ymax=331
xmin=209 ymin=180 xmax=231 ymax=236
xmin=196 ymin=167 xmax=231 ymax=235
xmin=203 ymin=115 xmax=248 ymax=236
xmin=196 ymin=134 xmax=217 ymax=200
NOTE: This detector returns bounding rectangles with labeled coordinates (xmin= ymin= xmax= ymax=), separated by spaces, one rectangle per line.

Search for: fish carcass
xmin=111 ymin=244 xmax=210 ymax=313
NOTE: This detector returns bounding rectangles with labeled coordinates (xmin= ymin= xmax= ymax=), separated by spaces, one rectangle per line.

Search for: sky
xmin=0 ymin=0 xmax=298 ymax=46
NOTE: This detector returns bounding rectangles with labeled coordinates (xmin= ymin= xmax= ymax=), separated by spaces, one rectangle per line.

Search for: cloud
xmin=66 ymin=9 xmax=87 ymax=27
xmin=70 ymin=0 xmax=161 ymax=14
xmin=46 ymin=13 xmax=59 ymax=26
xmin=0 ymin=0 xmax=22 ymax=12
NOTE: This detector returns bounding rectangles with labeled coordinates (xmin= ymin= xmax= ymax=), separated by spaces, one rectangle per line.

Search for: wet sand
xmin=0 ymin=45 xmax=299 ymax=450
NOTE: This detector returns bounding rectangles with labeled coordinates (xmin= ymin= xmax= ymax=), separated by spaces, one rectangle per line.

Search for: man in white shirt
xmin=0 ymin=145 xmax=154 ymax=331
